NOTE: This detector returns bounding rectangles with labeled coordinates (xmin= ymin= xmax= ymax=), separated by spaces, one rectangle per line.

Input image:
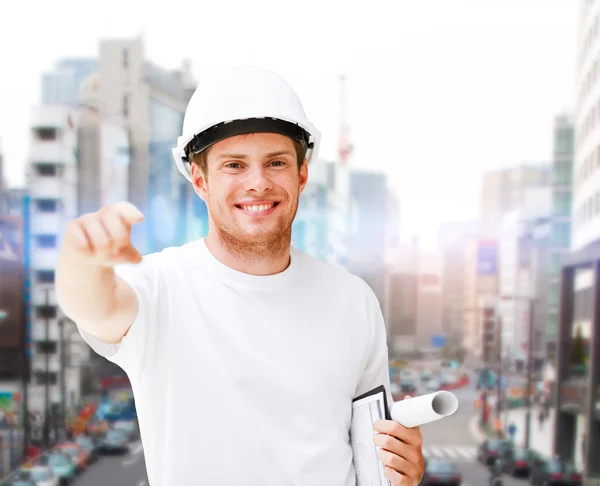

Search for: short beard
xmin=208 ymin=195 xmax=298 ymax=264
xmin=216 ymin=224 xmax=292 ymax=263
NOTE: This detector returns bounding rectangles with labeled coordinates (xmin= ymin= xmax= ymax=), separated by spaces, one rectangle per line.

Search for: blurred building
xmin=95 ymin=37 xmax=199 ymax=253
xmin=0 ymin=188 xmax=27 ymax=217
xmin=547 ymin=114 xmax=574 ymax=356
xmin=463 ymin=239 xmax=499 ymax=363
xmin=41 ymin=58 xmax=98 ymax=107
xmin=25 ymin=105 xmax=88 ymax=420
xmin=0 ymin=137 xmax=4 ymax=191
xmin=293 ymin=158 xmax=351 ymax=266
xmin=385 ymin=235 xmax=419 ymax=357
xmin=553 ymin=3 xmax=600 ymax=477
xmin=480 ymin=163 xmax=552 ymax=236
xmin=347 ymin=169 xmax=396 ymax=312
xmin=0 ymin=214 xmax=25 ymax=381
xmin=77 ymin=73 xmax=131 ymax=215
xmin=498 ymin=187 xmax=552 ymax=371
xmin=438 ymin=220 xmax=480 ymax=348
xmin=415 ymin=251 xmax=443 ymax=353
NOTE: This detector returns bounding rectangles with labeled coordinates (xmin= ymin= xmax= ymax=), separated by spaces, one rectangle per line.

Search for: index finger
xmin=109 ymin=201 xmax=144 ymax=226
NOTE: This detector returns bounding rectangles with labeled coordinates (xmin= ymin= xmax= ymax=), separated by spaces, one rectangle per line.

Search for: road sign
xmin=508 ymin=423 xmax=517 ymax=438
xmin=431 ymin=335 xmax=446 ymax=348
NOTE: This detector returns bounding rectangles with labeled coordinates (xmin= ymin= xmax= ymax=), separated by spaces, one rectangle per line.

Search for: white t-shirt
xmin=79 ymin=238 xmax=392 ymax=486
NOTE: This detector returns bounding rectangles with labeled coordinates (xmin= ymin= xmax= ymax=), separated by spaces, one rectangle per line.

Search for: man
xmin=56 ymin=66 xmax=424 ymax=486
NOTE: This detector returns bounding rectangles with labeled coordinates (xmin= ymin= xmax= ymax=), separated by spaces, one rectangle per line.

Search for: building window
xmin=35 ymin=234 xmax=57 ymax=248
xmin=123 ymin=48 xmax=129 ymax=68
xmin=553 ymin=162 xmax=572 ymax=186
xmin=549 ymin=253 xmax=562 ymax=276
xmin=551 ymin=221 xmax=571 ymax=247
xmin=552 ymin=191 xmax=572 ymax=217
xmin=34 ymin=370 xmax=57 ymax=385
xmin=546 ymin=313 xmax=558 ymax=340
xmin=548 ymin=283 xmax=560 ymax=307
xmin=35 ymin=341 xmax=57 ymax=354
xmin=36 ymin=305 xmax=56 ymax=319
xmin=34 ymin=127 xmax=57 ymax=141
xmin=35 ymin=199 xmax=57 ymax=212
xmin=35 ymin=270 xmax=55 ymax=284
xmin=122 ymin=94 xmax=129 ymax=117
xmin=34 ymin=163 xmax=57 ymax=176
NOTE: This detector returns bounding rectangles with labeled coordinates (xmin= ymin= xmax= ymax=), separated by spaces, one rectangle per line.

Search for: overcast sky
xmin=0 ymin=0 xmax=579 ymax=242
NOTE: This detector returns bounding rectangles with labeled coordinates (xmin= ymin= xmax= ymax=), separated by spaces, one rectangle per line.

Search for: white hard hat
xmin=172 ymin=65 xmax=321 ymax=182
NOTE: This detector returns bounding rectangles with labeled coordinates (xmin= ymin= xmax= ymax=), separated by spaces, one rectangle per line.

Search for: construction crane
xmin=338 ymin=74 xmax=353 ymax=165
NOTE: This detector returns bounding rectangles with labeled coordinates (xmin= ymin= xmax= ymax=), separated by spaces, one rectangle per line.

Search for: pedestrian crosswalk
xmin=422 ymin=445 xmax=477 ymax=461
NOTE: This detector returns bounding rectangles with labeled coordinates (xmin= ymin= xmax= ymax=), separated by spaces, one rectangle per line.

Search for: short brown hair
xmin=190 ymin=137 xmax=308 ymax=176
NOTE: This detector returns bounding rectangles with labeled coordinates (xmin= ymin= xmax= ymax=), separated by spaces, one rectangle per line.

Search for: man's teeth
xmin=241 ymin=203 xmax=274 ymax=212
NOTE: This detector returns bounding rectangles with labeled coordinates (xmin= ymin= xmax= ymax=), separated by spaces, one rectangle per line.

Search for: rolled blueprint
xmin=390 ymin=391 xmax=458 ymax=428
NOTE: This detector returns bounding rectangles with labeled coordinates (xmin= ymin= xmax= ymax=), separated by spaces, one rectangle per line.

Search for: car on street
xmin=112 ymin=419 xmax=139 ymax=441
xmin=96 ymin=429 xmax=130 ymax=454
xmin=501 ymin=446 xmax=535 ymax=477
xmin=399 ymin=380 xmax=417 ymax=394
xmin=528 ymin=457 xmax=582 ymax=486
xmin=424 ymin=378 xmax=440 ymax=392
xmin=421 ymin=370 xmax=433 ymax=382
xmin=421 ymin=459 xmax=462 ymax=486
xmin=55 ymin=442 xmax=89 ymax=472
xmin=477 ymin=438 xmax=513 ymax=465
xmin=74 ymin=434 xmax=99 ymax=463
xmin=38 ymin=451 xmax=77 ymax=485
xmin=14 ymin=465 xmax=59 ymax=486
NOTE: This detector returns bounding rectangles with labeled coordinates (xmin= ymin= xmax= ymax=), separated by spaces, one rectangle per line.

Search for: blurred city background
xmin=1 ymin=1 xmax=599 ymax=486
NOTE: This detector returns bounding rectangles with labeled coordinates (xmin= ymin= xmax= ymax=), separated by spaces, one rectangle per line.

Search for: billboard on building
xmin=477 ymin=240 xmax=497 ymax=275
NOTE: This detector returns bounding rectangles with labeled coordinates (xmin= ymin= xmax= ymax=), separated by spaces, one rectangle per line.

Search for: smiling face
xmin=191 ymin=132 xmax=308 ymax=253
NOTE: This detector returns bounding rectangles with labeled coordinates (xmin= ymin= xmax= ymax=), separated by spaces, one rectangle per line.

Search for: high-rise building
xmin=385 ymin=235 xmax=419 ymax=357
xmin=25 ymin=105 xmax=87 ymax=423
xmin=415 ymin=251 xmax=443 ymax=353
xmin=463 ymin=239 xmax=498 ymax=363
xmin=480 ymin=163 xmax=552 ymax=236
xmin=547 ymin=114 xmax=574 ymax=355
xmin=41 ymin=58 xmax=98 ymax=107
xmin=498 ymin=187 xmax=552 ymax=371
xmin=553 ymin=2 xmax=600 ymax=478
xmin=95 ymin=37 xmax=199 ymax=253
xmin=293 ymin=158 xmax=351 ymax=266
xmin=438 ymin=221 xmax=480 ymax=348
xmin=347 ymin=169 xmax=395 ymax=312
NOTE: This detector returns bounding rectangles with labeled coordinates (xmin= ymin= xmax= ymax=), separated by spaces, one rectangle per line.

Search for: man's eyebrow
xmin=216 ymin=150 xmax=295 ymax=160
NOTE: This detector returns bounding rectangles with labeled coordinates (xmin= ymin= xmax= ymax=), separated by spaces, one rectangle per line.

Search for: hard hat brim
xmin=173 ymin=116 xmax=321 ymax=182
xmin=185 ymin=118 xmax=313 ymax=159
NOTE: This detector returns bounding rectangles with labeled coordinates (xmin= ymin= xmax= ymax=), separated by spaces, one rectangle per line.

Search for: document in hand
xmin=351 ymin=385 xmax=393 ymax=486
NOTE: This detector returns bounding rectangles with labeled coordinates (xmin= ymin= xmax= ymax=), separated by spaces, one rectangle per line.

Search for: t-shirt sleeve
xmin=77 ymin=253 xmax=166 ymax=381
xmin=354 ymin=283 xmax=394 ymax=409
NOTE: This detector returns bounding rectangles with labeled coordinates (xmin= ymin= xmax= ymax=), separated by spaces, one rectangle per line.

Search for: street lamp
xmin=500 ymin=294 xmax=536 ymax=449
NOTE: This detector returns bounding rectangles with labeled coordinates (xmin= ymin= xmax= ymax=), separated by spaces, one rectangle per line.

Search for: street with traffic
xmin=1 ymin=362 xmax=579 ymax=486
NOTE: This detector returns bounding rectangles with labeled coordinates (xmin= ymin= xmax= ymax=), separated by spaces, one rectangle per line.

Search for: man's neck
xmin=204 ymin=232 xmax=291 ymax=276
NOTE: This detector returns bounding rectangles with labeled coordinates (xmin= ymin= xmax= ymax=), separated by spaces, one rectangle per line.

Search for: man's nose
xmin=243 ymin=165 xmax=273 ymax=192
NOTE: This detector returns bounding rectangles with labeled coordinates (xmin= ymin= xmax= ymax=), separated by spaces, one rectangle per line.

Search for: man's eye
xmin=226 ymin=163 xmax=241 ymax=169
xmin=271 ymin=160 xmax=285 ymax=167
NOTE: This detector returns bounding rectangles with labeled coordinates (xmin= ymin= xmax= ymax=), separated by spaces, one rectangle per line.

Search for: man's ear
xmin=190 ymin=163 xmax=208 ymax=202
xmin=298 ymin=159 xmax=308 ymax=194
